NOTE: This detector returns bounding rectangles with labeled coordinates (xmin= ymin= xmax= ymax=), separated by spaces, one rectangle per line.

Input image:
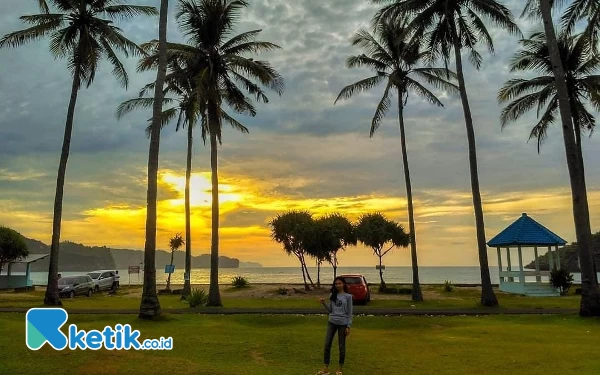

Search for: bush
xmin=381 ymin=287 xmax=412 ymax=294
xmin=443 ymin=280 xmax=454 ymax=292
xmin=550 ymin=268 xmax=574 ymax=295
xmin=277 ymin=287 xmax=288 ymax=295
xmin=231 ymin=276 xmax=249 ymax=288
xmin=184 ymin=288 xmax=208 ymax=308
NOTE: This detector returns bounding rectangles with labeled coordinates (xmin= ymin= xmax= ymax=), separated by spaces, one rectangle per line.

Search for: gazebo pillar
xmin=534 ymin=246 xmax=541 ymax=282
xmin=555 ymin=245 xmax=561 ymax=269
xmin=496 ymin=247 xmax=503 ymax=284
xmin=518 ymin=245 xmax=525 ymax=288
xmin=547 ymin=246 xmax=554 ymax=271
xmin=506 ymin=247 xmax=513 ymax=282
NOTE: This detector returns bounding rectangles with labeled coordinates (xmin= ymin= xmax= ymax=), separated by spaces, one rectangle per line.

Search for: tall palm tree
xmin=372 ymin=0 xmax=521 ymax=306
xmin=0 ymin=0 xmax=157 ymax=306
xmin=119 ymin=48 xmax=212 ymax=299
xmin=139 ymin=0 xmax=170 ymax=319
xmin=523 ymin=0 xmax=600 ymax=316
xmin=334 ymin=18 xmax=458 ymax=302
xmin=498 ymin=30 xmax=598 ymax=157
xmin=174 ymin=0 xmax=284 ymax=306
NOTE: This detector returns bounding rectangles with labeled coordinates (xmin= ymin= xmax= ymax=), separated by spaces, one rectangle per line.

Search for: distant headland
xmin=19 ymin=236 xmax=261 ymax=272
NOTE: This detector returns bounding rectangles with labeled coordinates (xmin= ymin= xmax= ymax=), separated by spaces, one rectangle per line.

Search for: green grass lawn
xmin=0 ymin=313 xmax=599 ymax=375
xmin=0 ymin=285 xmax=582 ymax=311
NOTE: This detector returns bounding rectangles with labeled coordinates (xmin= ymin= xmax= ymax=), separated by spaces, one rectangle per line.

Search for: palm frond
xmin=116 ymin=97 xmax=176 ymax=119
xmin=370 ymin=82 xmax=393 ymax=137
xmin=405 ymin=77 xmax=444 ymax=107
xmin=0 ymin=18 xmax=63 ymax=48
xmin=221 ymin=111 xmax=249 ymax=134
xmin=334 ymin=75 xmax=387 ymax=104
xmin=103 ymin=5 xmax=159 ymax=19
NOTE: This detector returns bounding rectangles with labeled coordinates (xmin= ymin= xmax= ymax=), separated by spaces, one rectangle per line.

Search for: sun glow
xmin=161 ymin=171 xmax=245 ymax=207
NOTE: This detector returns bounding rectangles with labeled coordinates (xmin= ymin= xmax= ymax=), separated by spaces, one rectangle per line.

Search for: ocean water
xmin=25 ymin=266 xmax=593 ymax=286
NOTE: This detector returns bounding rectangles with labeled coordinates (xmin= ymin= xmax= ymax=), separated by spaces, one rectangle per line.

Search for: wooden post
xmin=506 ymin=247 xmax=513 ymax=282
xmin=534 ymin=246 xmax=541 ymax=282
xmin=25 ymin=263 xmax=31 ymax=288
xmin=548 ymin=246 xmax=554 ymax=271
xmin=497 ymin=247 xmax=503 ymax=284
xmin=518 ymin=245 xmax=525 ymax=288
xmin=555 ymin=245 xmax=561 ymax=269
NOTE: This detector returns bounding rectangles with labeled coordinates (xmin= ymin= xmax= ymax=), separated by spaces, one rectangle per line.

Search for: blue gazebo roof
xmin=487 ymin=213 xmax=567 ymax=247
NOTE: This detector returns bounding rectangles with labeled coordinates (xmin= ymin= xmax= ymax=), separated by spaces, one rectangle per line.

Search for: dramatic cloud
xmin=0 ymin=0 xmax=598 ymax=267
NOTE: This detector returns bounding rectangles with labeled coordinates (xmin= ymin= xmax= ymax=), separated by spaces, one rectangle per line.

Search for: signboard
xmin=375 ymin=265 xmax=385 ymax=270
xmin=165 ymin=265 xmax=175 ymax=274
xmin=128 ymin=266 xmax=140 ymax=274
xmin=184 ymin=272 xmax=190 ymax=281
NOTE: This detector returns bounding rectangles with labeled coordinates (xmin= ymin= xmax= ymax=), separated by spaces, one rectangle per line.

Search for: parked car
xmin=87 ymin=270 xmax=117 ymax=292
xmin=340 ymin=274 xmax=371 ymax=305
xmin=58 ymin=275 xmax=94 ymax=298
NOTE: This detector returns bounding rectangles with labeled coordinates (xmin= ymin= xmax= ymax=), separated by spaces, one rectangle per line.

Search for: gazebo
xmin=487 ymin=213 xmax=566 ymax=297
xmin=0 ymin=254 xmax=49 ymax=290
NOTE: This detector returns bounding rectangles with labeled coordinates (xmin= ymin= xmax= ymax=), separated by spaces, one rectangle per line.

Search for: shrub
xmin=231 ymin=276 xmax=249 ymax=288
xmin=277 ymin=287 xmax=288 ymax=295
xmin=443 ymin=280 xmax=454 ymax=292
xmin=184 ymin=288 xmax=208 ymax=308
xmin=550 ymin=268 xmax=574 ymax=295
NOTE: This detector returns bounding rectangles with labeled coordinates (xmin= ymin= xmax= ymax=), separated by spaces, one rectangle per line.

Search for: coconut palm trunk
xmin=182 ymin=121 xmax=193 ymax=298
xmin=378 ymin=253 xmax=385 ymax=291
xmin=44 ymin=54 xmax=82 ymax=306
xmin=166 ymin=250 xmax=175 ymax=291
xmin=539 ymin=0 xmax=600 ymax=316
xmin=207 ymin=105 xmax=222 ymax=307
xmin=139 ymin=0 xmax=169 ymax=319
xmin=397 ymin=93 xmax=423 ymax=302
xmin=451 ymin=26 xmax=498 ymax=307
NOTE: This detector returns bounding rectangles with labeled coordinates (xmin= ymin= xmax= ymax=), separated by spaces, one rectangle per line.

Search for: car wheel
xmin=87 ymin=289 xmax=93 ymax=297
xmin=69 ymin=291 xmax=75 ymax=299
xmin=94 ymin=285 xmax=100 ymax=293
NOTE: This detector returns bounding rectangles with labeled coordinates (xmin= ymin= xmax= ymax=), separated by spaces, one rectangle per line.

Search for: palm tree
xmin=174 ymin=0 xmax=284 ymax=306
xmin=498 ymin=30 xmax=598 ymax=158
xmin=139 ymin=0 xmax=170 ymax=319
xmin=118 ymin=49 xmax=207 ymax=299
xmin=372 ymin=0 xmax=521 ymax=306
xmin=334 ymin=18 xmax=457 ymax=302
xmin=0 ymin=0 xmax=157 ymax=306
xmin=523 ymin=0 xmax=600 ymax=316
xmin=166 ymin=233 xmax=184 ymax=291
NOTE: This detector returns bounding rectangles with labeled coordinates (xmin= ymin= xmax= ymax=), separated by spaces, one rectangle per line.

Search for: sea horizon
xmin=22 ymin=266 xmax=596 ymax=286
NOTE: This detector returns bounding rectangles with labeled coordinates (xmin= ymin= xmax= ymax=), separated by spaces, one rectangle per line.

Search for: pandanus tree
xmin=173 ymin=0 xmax=284 ymax=306
xmin=0 ymin=0 xmax=157 ymax=306
xmin=335 ymin=17 xmax=458 ymax=302
xmin=354 ymin=213 xmax=409 ymax=291
xmin=372 ymin=0 xmax=521 ymax=306
xmin=522 ymin=0 xmax=600 ymax=316
xmin=269 ymin=210 xmax=315 ymax=290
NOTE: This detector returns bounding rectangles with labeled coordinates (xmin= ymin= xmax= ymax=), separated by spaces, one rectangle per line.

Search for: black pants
xmin=323 ymin=322 xmax=347 ymax=365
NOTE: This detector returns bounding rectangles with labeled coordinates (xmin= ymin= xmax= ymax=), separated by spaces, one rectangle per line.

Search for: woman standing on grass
xmin=317 ymin=276 xmax=353 ymax=375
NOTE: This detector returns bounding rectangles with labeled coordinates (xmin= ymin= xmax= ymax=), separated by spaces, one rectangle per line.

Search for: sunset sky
xmin=0 ymin=0 xmax=598 ymax=267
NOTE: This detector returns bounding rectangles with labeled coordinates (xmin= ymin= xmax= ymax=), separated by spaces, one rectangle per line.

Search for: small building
xmin=0 ymin=254 xmax=49 ymax=290
xmin=487 ymin=213 xmax=566 ymax=297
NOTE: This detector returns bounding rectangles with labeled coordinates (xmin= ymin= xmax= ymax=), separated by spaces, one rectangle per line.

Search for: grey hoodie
xmin=322 ymin=293 xmax=353 ymax=327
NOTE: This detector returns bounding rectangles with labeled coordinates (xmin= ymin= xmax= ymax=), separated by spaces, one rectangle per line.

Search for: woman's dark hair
xmin=330 ymin=276 xmax=348 ymax=301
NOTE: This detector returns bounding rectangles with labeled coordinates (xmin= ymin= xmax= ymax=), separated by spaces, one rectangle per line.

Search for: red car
xmin=341 ymin=274 xmax=371 ymax=305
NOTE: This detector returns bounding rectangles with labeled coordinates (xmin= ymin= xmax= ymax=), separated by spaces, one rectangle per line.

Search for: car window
xmin=100 ymin=272 xmax=109 ymax=279
xmin=78 ymin=276 xmax=86 ymax=284
xmin=87 ymin=272 xmax=101 ymax=279
xmin=59 ymin=277 xmax=75 ymax=285
xmin=344 ymin=277 xmax=363 ymax=285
